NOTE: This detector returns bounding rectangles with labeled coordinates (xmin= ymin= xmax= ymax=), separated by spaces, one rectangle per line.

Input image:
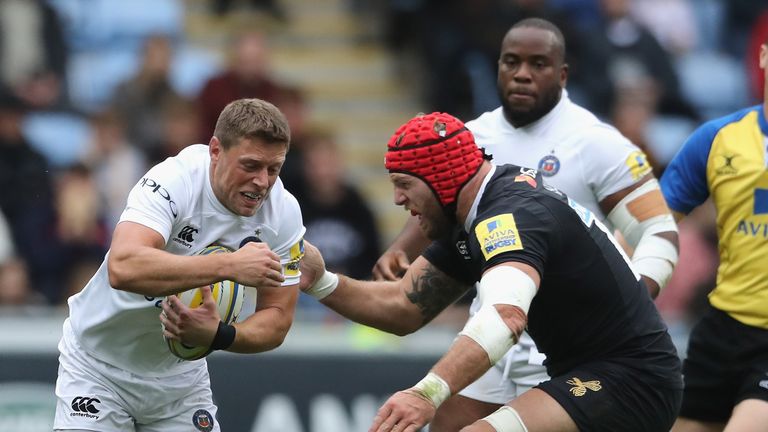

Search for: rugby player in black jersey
xmin=301 ymin=112 xmax=681 ymax=432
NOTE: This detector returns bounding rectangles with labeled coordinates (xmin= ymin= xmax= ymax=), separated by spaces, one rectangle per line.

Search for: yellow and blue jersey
xmin=661 ymin=104 xmax=768 ymax=329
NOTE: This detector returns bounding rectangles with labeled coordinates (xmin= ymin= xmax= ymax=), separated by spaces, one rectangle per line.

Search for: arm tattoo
xmin=406 ymin=263 xmax=469 ymax=325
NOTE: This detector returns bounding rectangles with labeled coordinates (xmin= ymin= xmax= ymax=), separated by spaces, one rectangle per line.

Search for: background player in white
xmin=372 ymin=18 xmax=680 ymax=430
xmin=54 ymin=98 xmax=306 ymax=432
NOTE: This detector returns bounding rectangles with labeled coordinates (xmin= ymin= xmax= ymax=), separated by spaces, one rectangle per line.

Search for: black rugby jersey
xmin=424 ymin=164 xmax=681 ymax=387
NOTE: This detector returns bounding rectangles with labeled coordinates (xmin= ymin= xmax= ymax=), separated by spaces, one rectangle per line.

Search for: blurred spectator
xmin=597 ymin=0 xmax=698 ymax=120
xmin=630 ymin=0 xmax=699 ymax=57
xmin=196 ymin=30 xmax=290 ymax=140
xmin=747 ymin=10 xmax=768 ymax=103
xmin=111 ymin=34 xmax=182 ymax=158
xmin=0 ymin=209 xmax=39 ymax=305
xmin=298 ymin=128 xmax=381 ymax=280
xmin=53 ymin=164 xmax=109 ymax=302
xmin=273 ymin=86 xmax=311 ymax=194
xmin=82 ymin=109 xmax=147 ymax=232
xmin=610 ymin=78 xmax=664 ymax=177
xmin=149 ymin=95 xmax=200 ymax=166
xmin=723 ymin=0 xmax=767 ymax=58
xmin=656 ymin=201 xmax=718 ymax=326
xmin=0 ymin=91 xmax=61 ymax=303
xmin=0 ymin=257 xmax=38 ymax=305
xmin=0 ymin=0 xmax=69 ymax=110
xmin=210 ymin=0 xmax=287 ymax=21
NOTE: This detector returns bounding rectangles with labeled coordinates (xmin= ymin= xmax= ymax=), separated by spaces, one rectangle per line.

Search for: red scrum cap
xmin=385 ymin=112 xmax=486 ymax=207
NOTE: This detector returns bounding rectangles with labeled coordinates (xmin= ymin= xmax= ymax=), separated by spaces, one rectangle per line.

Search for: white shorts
xmin=54 ymin=320 xmax=220 ymax=432
xmin=458 ymin=331 xmax=549 ymax=404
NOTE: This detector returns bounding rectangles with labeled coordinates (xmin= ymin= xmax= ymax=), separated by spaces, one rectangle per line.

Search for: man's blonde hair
xmin=214 ymin=98 xmax=291 ymax=149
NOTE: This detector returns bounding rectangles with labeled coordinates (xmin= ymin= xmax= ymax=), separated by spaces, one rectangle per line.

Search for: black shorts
xmin=537 ymin=360 xmax=681 ymax=432
xmin=679 ymin=304 xmax=768 ymax=422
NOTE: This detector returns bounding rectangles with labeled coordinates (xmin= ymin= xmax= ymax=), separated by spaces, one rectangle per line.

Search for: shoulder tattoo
xmin=406 ymin=264 xmax=469 ymax=325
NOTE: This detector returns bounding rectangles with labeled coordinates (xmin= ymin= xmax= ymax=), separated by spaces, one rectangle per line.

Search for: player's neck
xmin=455 ymin=162 xmax=491 ymax=223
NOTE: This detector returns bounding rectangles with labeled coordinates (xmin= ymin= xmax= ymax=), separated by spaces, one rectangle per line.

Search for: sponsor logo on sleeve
xmin=715 ymin=153 xmax=739 ymax=175
xmin=625 ymin=151 xmax=652 ymax=180
xmin=475 ymin=214 xmax=523 ymax=260
xmin=284 ymin=238 xmax=305 ymax=276
xmin=140 ymin=177 xmax=178 ymax=218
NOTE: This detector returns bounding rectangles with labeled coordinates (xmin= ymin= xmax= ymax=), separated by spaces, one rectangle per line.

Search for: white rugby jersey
xmin=466 ymin=90 xmax=652 ymax=225
xmin=66 ymin=144 xmax=305 ymax=377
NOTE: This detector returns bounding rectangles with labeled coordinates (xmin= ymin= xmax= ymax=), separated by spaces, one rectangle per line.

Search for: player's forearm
xmin=229 ymin=303 xmax=296 ymax=353
xmin=389 ymin=216 xmax=432 ymax=261
xmin=431 ymin=336 xmax=501 ymax=395
xmin=320 ymin=275 xmax=424 ymax=336
xmin=108 ymin=246 xmax=232 ymax=296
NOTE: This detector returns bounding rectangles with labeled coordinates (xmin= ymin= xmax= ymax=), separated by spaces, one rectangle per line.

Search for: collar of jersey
xmin=464 ymin=164 xmax=497 ymax=233
xmin=758 ymin=104 xmax=768 ymax=137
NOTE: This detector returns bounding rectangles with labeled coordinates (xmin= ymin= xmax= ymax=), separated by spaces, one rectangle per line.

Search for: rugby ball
xmin=166 ymin=245 xmax=245 ymax=361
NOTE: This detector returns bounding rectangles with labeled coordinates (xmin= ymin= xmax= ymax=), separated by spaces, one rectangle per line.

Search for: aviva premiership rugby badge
xmin=538 ymin=154 xmax=560 ymax=177
xmin=625 ymin=151 xmax=652 ymax=180
xmin=475 ymin=214 xmax=523 ymax=260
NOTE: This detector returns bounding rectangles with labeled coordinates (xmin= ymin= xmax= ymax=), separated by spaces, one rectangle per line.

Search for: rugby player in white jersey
xmin=371 ymin=18 xmax=680 ymax=430
xmin=54 ymin=99 xmax=306 ymax=432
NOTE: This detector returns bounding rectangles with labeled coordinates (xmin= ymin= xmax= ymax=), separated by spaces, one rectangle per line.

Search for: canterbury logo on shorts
xmin=70 ymin=396 xmax=101 ymax=419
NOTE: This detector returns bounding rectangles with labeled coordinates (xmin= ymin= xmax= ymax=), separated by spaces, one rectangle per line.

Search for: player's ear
xmin=209 ymin=137 xmax=222 ymax=160
xmin=760 ymin=44 xmax=768 ymax=70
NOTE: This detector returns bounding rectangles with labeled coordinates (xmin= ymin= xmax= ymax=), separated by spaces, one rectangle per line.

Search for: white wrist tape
xmin=412 ymin=372 xmax=451 ymax=408
xmin=483 ymin=406 xmax=528 ymax=432
xmin=632 ymin=235 xmax=678 ymax=290
xmin=304 ymin=270 xmax=338 ymax=300
xmin=459 ymin=305 xmax=518 ymax=365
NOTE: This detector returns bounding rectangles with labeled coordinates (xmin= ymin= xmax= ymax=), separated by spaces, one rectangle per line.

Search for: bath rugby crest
xmin=538 ymin=154 xmax=560 ymax=177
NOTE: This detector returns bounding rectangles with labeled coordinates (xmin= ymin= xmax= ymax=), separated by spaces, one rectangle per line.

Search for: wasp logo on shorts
xmin=566 ymin=378 xmax=602 ymax=397
xmin=475 ymin=214 xmax=523 ymax=260
xmin=192 ymin=409 xmax=215 ymax=432
xmin=70 ymin=396 xmax=101 ymax=419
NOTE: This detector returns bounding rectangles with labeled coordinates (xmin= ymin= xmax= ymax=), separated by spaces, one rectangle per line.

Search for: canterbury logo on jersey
xmin=566 ymin=377 xmax=602 ymax=397
xmin=172 ymin=225 xmax=199 ymax=249
xmin=70 ymin=396 xmax=101 ymax=419
xmin=178 ymin=226 xmax=198 ymax=242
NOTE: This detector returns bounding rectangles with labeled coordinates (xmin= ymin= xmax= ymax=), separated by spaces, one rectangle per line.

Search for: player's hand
xmin=299 ymin=241 xmax=325 ymax=292
xmin=160 ymin=286 xmax=220 ymax=347
xmin=231 ymin=242 xmax=284 ymax=288
xmin=369 ymin=389 xmax=435 ymax=432
xmin=372 ymin=250 xmax=410 ymax=281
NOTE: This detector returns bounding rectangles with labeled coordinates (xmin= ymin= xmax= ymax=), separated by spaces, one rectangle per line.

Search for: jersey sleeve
xmin=660 ymin=123 xmax=715 ymax=214
xmin=270 ymin=189 xmax=306 ymax=286
xmin=577 ymin=126 xmax=653 ymax=201
xmin=119 ymin=158 xmax=190 ymax=242
xmin=469 ymin=194 xmax=558 ymax=277
xmin=422 ymin=237 xmax=476 ymax=286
